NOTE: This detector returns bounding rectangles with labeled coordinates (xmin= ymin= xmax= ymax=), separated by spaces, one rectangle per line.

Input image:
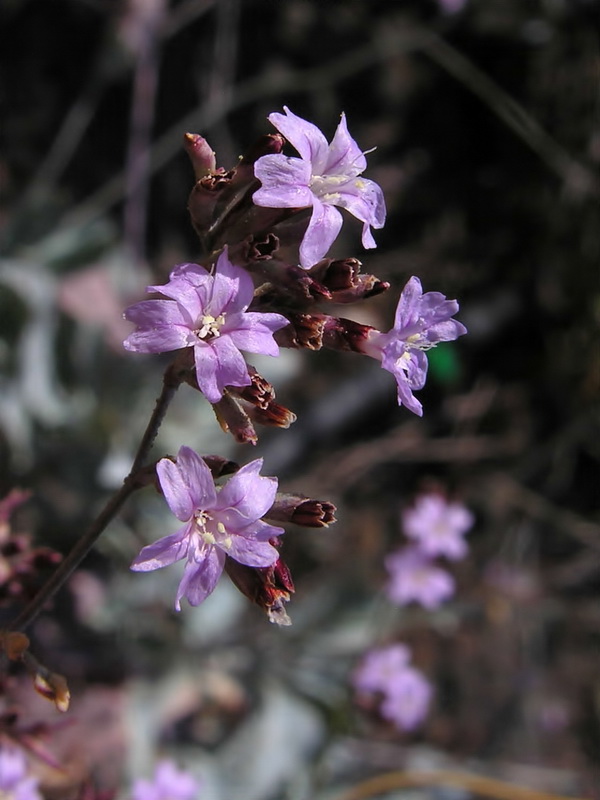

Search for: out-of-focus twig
xmin=333 ymin=769 xmax=587 ymax=800
xmin=122 ymin=0 xmax=167 ymax=269
xmin=420 ymin=32 xmax=599 ymax=199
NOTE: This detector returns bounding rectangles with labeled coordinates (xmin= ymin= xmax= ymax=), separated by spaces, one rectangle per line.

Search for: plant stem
xmin=9 ymin=365 xmax=182 ymax=633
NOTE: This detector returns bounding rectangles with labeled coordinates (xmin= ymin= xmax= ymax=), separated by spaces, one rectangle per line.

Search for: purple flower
xmin=123 ymin=248 xmax=288 ymax=403
xmin=403 ymin=493 xmax=474 ymax=560
xmin=253 ymin=107 xmax=386 ymax=268
xmin=353 ymin=643 xmax=411 ymax=694
xmin=353 ymin=644 xmax=432 ymax=732
xmin=364 ymin=276 xmax=467 ymax=415
xmin=131 ymin=760 xmax=199 ymax=800
xmin=131 ymin=446 xmax=285 ymax=610
xmin=379 ymin=667 xmax=433 ymax=731
xmin=0 ymin=746 xmax=41 ymax=800
xmin=385 ymin=547 xmax=455 ymax=609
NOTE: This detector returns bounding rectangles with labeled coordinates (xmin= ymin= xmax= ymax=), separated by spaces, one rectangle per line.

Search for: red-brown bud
xmin=212 ymin=393 xmax=258 ymax=445
xmin=240 ymin=133 xmax=285 ymax=165
xmin=249 ymin=401 xmax=297 ymax=429
xmin=234 ymin=367 xmax=276 ymax=410
xmin=321 ymin=316 xmax=376 ymax=353
xmin=308 ymin=258 xmax=390 ymax=303
xmin=275 ymin=313 xmax=326 ymax=350
xmin=266 ymin=494 xmax=337 ymax=527
xmin=225 ymin=554 xmax=295 ymax=626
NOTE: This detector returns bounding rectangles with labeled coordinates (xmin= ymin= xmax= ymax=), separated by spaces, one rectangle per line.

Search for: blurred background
xmin=0 ymin=0 xmax=599 ymax=798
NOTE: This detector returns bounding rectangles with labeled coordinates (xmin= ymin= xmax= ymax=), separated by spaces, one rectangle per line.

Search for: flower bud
xmin=267 ymin=494 xmax=337 ymax=527
xmin=183 ymin=132 xmax=217 ymax=178
xmin=224 ymin=553 xmax=295 ymax=626
xmin=275 ymin=313 xmax=326 ymax=350
xmin=308 ymin=258 xmax=389 ymax=302
xmin=321 ymin=315 xmax=376 ymax=353
xmin=248 ymin=401 xmax=297 ymax=429
xmin=212 ymin=393 xmax=258 ymax=445
xmin=234 ymin=366 xmax=276 ymax=410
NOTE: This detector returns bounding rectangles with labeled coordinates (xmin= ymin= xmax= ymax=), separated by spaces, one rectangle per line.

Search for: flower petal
xmin=253 ymin=154 xmax=313 ymax=208
xmin=221 ymin=534 xmax=279 ymax=568
xmin=269 ymin=106 xmax=330 ymax=171
xmin=225 ymin=311 xmax=288 ymax=356
xmin=206 ymin=249 xmax=255 ymax=317
xmin=216 ymin=459 xmax=278 ymax=519
xmin=175 ymin=545 xmax=225 ymax=609
xmin=324 ymin=112 xmax=366 ymax=177
xmin=130 ymin=524 xmax=190 ymax=571
xmin=123 ymin=325 xmax=191 ymax=353
xmin=156 ymin=448 xmax=215 ymax=520
xmin=299 ymin=199 xmax=343 ymax=268
xmin=174 ymin=445 xmax=218 ymax=509
xmin=334 ymin=177 xmax=386 ymax=231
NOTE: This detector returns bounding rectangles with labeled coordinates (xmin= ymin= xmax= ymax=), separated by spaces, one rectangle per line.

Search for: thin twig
xmin=333 ymin=769 xmax=587 ymax=800
xmin=8 ymin=366 xmax=181 ymax=633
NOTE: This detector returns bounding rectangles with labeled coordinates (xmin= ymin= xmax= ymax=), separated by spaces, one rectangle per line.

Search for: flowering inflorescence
xmin=122 ymin=108 xmax=467 ymax=621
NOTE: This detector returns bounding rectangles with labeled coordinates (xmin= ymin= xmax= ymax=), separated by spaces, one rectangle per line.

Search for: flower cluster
xmin=122 ymin=108 xmax=467 ymax=619
xmin=353 ymin=643 xmax=432 ymax=731
xmin=385 ymin=493 xmax=474 ymax=609
xmin=0 ymin=745 xmax=41 ymax=800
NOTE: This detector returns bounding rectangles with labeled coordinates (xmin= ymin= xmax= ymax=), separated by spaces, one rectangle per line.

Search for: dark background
xmin=0 ymin=1 xmax=598 ymax=798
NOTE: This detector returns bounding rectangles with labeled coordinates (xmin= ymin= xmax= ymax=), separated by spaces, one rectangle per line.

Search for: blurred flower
xmin=131 ymin=760 xmax=199 ymax=800
xmin=353 ymin=644 xmax=432 ymax=732
xmin=364 ymin=276 xmax=466 ymax=415
xmin=0 ymin=745 xmax=41 ymax=800
xmin=353 ymin=643 xmax=411 ymax=693
xmin=438 ymin=0 xmax=468 ymax=14
xmin=379 ymin=667 xmax=433 ymax=731
xmin=402 ymin=493 xmax=474 ymax=560
xmin=123 ymin=248 xmax=288 ymax=403
xmin=385 ymin=547 xmax=455 ymax=609
xmin=253 ymin=107 xmax=386 ymax=268
xmin=131 ymin=447 xmax=284 ymax=610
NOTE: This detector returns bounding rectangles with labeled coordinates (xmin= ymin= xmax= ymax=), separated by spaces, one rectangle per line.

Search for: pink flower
xmin=379 ymin=667 xmax=433 ymax=731
xmin=353 ymin=644 xmax=433 ymax=732
xmin=0 ymin=746 xmax=41 ymax=800
xmin=123 ymin=248 xmax=288 ymax=403
xmin=385 ymin=547 xmax=455 ymax=609
xmin=403 ymin=493 xmax=474 ymax=560
xmin=131 ymin=447 xmax=284 ymax=610
xmin=364 ymin=276 xmax=466 ymax=415
xmin=131 ymin=760 xmax=199 ymax=800
xmin=253 ymin=107 xmax=386 ymax=268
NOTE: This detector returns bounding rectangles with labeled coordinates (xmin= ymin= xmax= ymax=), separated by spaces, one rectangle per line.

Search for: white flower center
xmin=193 ymin=511 xmax=231 ymax=549
xmin=195 ymin=313 xmax=226 ymax=340
xmin=309 ymin=173 xmax=347 ymax=202
xmin=406 ymin=331 xmax=435 ymax=350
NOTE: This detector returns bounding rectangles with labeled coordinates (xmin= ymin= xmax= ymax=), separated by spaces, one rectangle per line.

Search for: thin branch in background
xmin=37 ymin=20 xmax=596 ymax=252
xmin=420 ymin=30 xmax=599 ymax=199
xmin=333 ymin=769 xmax=588 ymax=800
xmin=0 ymin=0 xmax=216 ymax=255
xmin=122 ymin=0 xmax=167 ymax=270
xmin=200 ymin=0 xmax=241 ymax=167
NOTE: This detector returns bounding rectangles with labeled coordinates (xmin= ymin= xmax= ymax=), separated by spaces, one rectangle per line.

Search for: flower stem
xmin=9 ymin=365 xmax=183 ymax=633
